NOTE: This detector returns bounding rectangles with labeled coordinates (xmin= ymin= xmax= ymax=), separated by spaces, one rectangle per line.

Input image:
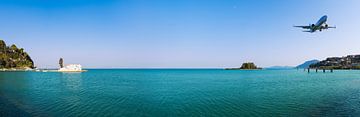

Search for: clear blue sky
xmin=1 ymin=0 xmax=360 ymax=68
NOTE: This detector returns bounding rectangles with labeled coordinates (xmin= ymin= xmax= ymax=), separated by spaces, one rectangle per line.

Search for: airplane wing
xmin=293 ymin=26 xmax=311 ymax=29
xmin=302 ymin=30 xmax=314 ymax=33
xmin=327 ymin=26 xmax=336 ymax=28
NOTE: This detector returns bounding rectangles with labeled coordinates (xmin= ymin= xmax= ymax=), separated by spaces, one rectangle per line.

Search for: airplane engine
xmin=311 ymin=24 xmax=315 ymax=28
xmin=325 ymin=24 xmax=328 ymax=28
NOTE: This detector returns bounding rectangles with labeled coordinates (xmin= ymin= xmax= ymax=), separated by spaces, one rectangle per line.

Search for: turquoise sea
xmin=1 ymin=69 xmax=360 ymax=116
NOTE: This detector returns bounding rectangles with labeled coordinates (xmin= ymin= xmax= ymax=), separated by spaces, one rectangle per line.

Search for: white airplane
xmin=294 ymin=15 xmax=336 ymax=33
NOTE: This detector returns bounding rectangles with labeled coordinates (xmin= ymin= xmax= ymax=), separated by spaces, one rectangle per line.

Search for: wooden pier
xmin=305 ymin=68 xmax=333 ymax=73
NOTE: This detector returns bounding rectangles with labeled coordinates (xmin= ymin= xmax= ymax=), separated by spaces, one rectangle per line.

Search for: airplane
xmin=294 ymin=15 xmax=336 ymax=33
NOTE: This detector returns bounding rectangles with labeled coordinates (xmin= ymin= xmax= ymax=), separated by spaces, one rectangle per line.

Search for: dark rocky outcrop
xmin=225 ymin=62 xmax=261 ymax=70
xmin=0 ymin=40 xmax=34 ymax=69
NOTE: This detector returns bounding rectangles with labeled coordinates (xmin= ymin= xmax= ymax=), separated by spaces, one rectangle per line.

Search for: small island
xmin=225 ymin=62 xmax=262 ymax=70
xmin=0 ymin=40 xmax=35 ymax=71
xmin=57 ymin=58 xmax=86 ymax=72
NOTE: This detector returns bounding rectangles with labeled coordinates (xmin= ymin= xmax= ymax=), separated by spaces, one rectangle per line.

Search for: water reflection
xmin=61 ymin=73 xmax=82 ymax=91
xmin=59 ymin=73 xmax=83 ymax=108
xmin=0 ymin=72 xmax=30 ymax=91
xmin=0 ymin=72 xmax=34 ymax=115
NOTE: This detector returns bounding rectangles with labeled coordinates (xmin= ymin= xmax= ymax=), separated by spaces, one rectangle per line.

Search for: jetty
xmin=304 ymin=68 xmax=333 ymax=73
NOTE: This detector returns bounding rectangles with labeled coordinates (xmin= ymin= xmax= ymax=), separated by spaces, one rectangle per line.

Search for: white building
xmin=58 ymin=64 xmax=82 ymax=72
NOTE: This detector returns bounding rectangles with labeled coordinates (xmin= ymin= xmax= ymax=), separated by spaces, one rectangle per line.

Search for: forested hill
xmin=0 ymin=40 xmax=34 ymax=69
xmin=310 ymin=55 xmax=360 ymax=69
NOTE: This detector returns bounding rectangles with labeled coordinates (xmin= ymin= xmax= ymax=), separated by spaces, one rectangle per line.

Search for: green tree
xmin=0 ymin=40 xmax=34 ymax=69
xmin=240 ymin=62 xmax=258 ymax=69
xmin=0 ymin=40 xmax=6 ymax=53
xmin=10 ymin=44 xmax=18 ymax=50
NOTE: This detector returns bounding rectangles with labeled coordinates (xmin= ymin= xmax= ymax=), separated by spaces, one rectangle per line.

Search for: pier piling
xmin=305 ymin=68 xmax=334 ymax=73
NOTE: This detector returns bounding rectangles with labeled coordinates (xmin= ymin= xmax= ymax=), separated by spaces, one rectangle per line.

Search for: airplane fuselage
xmin=310 ymin=15 xmax=328 ymax=32
xmin=315 ymin=15 xmax=327 ymax=26
xmin=294 ymin=15 xmax=335 ymax=33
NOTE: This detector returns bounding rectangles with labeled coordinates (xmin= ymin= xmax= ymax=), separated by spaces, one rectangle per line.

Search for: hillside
xmin=0 ymin=40 xmax=34 ymax=69
xmin=296 ymin=60 xmax=319 ymax=68
xmin=310 ymin=55 xmax=360 ymax=69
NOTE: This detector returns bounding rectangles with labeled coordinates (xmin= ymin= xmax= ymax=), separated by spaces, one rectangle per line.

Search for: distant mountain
xmin=266 ymin=66 xmax=294 ymax=70
xmin=296 ymin=60 xmax=319 ymax=68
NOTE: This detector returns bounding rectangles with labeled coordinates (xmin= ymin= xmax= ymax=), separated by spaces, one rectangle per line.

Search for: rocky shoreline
xmin=0 ymin=68 xmax=36 ymax=72
xmin=0 ymin=68 xmax=87 ymax=72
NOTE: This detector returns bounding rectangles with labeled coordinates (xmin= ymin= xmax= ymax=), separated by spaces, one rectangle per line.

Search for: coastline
xmin=2 ymin=68 xmax=360 ymax=72
xmin=0 ymin=68 xmax=35 ymax=72
xmin=2 ymin=69 xmax=360 ymax=116
xmin=0 ymin=68 xmax=87 ymax=72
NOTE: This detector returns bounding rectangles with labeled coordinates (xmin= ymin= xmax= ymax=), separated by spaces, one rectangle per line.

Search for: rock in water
xmin=225 ymin=62 xmax=261 ymax=70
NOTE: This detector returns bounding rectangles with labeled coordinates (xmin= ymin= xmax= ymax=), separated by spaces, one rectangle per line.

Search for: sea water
xmin=1 ymin=69 xmax=360 ymax=116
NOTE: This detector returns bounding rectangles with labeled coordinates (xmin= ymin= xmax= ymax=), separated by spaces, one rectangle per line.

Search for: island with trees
xmin=225 ymin=62 xmax=262 ymax=70
xmin=0 ymin=40 xmax=34 ymax=71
